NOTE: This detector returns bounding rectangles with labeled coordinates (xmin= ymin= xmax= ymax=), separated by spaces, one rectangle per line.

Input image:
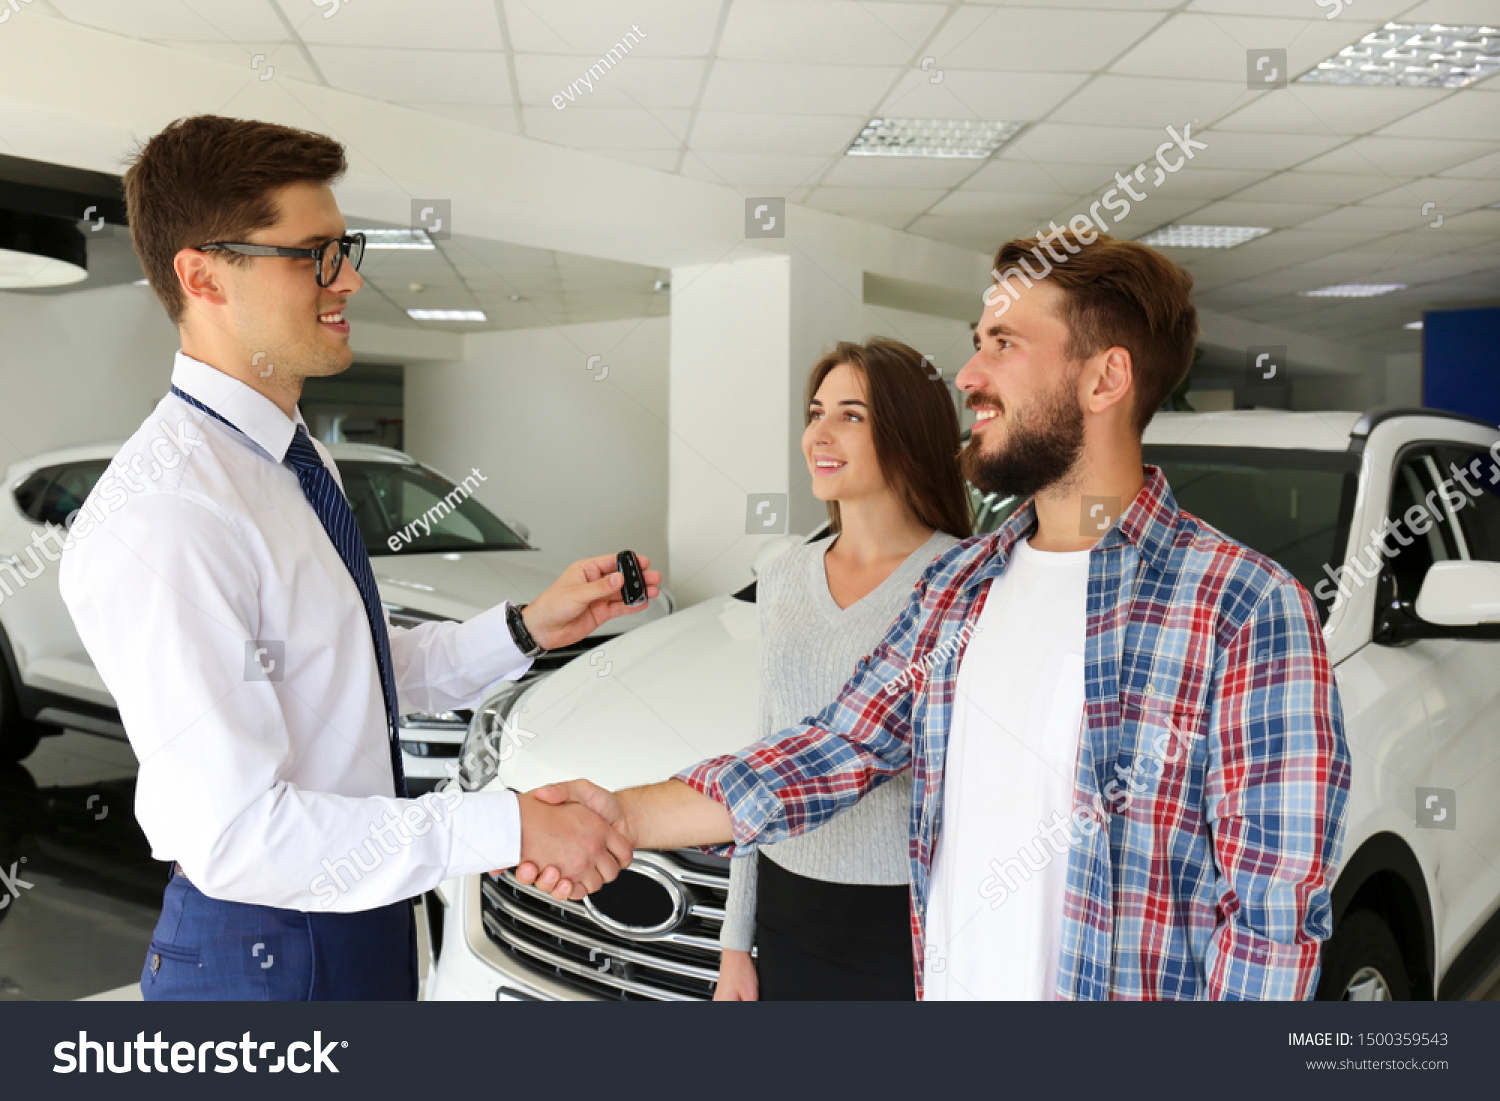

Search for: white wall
xmin=0 ymin=283 xmax=177 ymax=467
xmin=404 ymin=316 xmax=669 ymax=579
xmin=1386 ymin=352 xmax=1422 ymax=407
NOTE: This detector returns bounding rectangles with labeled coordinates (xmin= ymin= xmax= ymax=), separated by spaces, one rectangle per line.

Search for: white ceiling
xmin=27 ymin=0 xmax=1500 ymax=351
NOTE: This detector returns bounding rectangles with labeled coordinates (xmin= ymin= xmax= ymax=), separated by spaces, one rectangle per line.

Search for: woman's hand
xmin=713 ymin=949 xmax=759 ymax=1001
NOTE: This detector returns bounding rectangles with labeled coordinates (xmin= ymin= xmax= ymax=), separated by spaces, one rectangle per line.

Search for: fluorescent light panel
xmin=353 ymin=228 xmax=435 ymax=249
xmin=1299 ymin=23 xmax=1500 ymax=88
xmin=1405 ymin=321 xmax=1424 ymax=330
xmin=847 ymin=118 xmax=1025 ymax=159
xmin=1302 ymin=284 xmax=1407 ymax=298
xmin=407 ymin=308 xmax=487 ymax=321
xmin=1138 ymin=225 xmax=1271 ymax=249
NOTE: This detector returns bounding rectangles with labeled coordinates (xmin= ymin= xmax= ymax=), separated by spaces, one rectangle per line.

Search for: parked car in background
xmin=428 ymin=410 xmax=1500 ymax=1003
xmin=0 ymin=440 xmax=673 ymax=787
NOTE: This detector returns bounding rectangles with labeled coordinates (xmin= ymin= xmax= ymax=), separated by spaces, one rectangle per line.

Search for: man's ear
xmin=174 ymin=248 xmax=227 ymax=310
xmin=1086 ymin=346 xmax=1134 ymax=416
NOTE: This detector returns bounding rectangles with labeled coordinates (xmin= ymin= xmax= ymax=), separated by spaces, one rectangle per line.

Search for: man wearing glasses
xmin=58 ymin=115 xmax=645 ymax=999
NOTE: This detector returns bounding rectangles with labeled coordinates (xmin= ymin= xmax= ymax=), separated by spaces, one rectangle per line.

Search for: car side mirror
xmin=1415 ymin=560 xmax=1500 ymax=627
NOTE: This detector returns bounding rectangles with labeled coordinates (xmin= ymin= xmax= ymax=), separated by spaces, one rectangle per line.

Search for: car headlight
xmin=456 ymin=680 xmax=531 ymax=791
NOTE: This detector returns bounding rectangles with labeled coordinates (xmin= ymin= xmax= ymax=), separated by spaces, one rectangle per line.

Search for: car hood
xmin=373 ymin=548 xmax=666 ymax=634
xmin=492 ymin=594 xmax=758 ymax=792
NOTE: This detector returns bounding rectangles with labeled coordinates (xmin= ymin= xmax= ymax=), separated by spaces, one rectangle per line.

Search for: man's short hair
xmin=123 ymin=115 xmax=347 ymax=325
xmin=990 ymin=232 xmax=1198 ymax=433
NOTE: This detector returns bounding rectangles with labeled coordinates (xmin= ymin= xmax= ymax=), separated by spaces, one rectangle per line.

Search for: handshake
xmin=510 ymin=780 xmax=633 ymax=900
xmin=504 ymin=777 xmax=735 ymax=898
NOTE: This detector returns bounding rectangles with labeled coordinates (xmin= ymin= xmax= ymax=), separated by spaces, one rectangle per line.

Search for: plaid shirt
xmin=678 ymin=466 xmax=1350 ymax=1000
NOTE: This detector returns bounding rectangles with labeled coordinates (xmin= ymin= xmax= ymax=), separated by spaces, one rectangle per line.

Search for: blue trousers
xmin=142 ymin=870 xmax=417 ymax=1000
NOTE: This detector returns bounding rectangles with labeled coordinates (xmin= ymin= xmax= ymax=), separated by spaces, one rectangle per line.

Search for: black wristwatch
xmin=506 ymin=602 xmax=545 ymax=658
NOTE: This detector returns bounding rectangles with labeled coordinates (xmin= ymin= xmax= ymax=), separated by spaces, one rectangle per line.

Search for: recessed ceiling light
xmin=1138 ymin=225 xmax=1272 ymax=249
xmin=1299 ymin=23 xmax=1500 ymax=88
xmin=354 ymin=228 xmax=436 ymax=249
xmin=133 ymin=278 xmax=150 ymax=286
xmin=1301 ymin=284 xmax=1407 ymax=298
xmin=407 ymin=308 xmax=486 ymax=321
xmin=846 ymin=118 xmax=1025 ymax=159
xmin=1405 ymin=321 xmax=1424 ymax=329
xmin=508 ymin=294 xmax=524 ymax=302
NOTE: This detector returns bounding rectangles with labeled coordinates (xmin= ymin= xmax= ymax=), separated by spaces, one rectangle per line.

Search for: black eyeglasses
xmin=197 ymin=232 xmax=365 ymax=287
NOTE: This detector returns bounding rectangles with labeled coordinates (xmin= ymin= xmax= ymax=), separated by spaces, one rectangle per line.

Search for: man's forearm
xmin=619 ymin=779 xmax=733 ymax=850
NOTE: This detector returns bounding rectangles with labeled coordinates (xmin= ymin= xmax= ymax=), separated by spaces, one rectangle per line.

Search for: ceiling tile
xmin=502 ymin=0 xmax=722 ymax=56
xmin=804 ymin=187 xmax=949 ymax=215
xmin=689 ymin=112 xmax=863 ymax=156
xmin=309 ymin=47 xmax=511 ymax=104
xmin=594 ymin=149 xmax=684 ymax=172
xmin=1299 ymin=205 xmax=1438 ymax=232
xmin=963 ymin=159 xmax=1121 ymax=194
xmin=1186 ymin=199 xmax=1340 ymax=227
xmin=926 ymin=191 xmax=1073 ymax=219
xmin=922 ymin=6 xmax=1168 ymax=73
xmin=397 ymin=102 xmax=521 ymax=132
xmin=700 ymin=60 xmax=902 ymax=114
xmin=1048 ymin=75 xmax=1247 ymax=127
xmin=679 ymin=151 xmax=836 ymax=189
xmin=514 ymin=56 xmax=705 ymax=109
xmin=876 ymin=70 xmax=1088 ymax=121
xmin=51 ymin=0 xmax=287 ymax=41
xmin=521 ymin=106 xmax=691 ymax=148
xmin=284 ymin=0 xmax=504 ymax=50
xmin=717 ymin=1 xmax=946 ymax=65
xmin=1361 ymin=176 xmax=1500 ymax=209
xmin=1439 ymin=147 xmax=1500 ymax=178
xmin=1297 ymin=136 xmax=1497 ymax=175
xmin=1186 ymin=129 xmax=1345 ymax=169
xmin=1004 ymin=123 xmax=1172 ymax=166
xmin=1109 ymin=13 xmax=1362 ymax=82
xmin=906 ymin=213 xmax=1057 ymax=249
xmin=157 ymin=41 xmax=322 ymax=84
xmin=818 ymin=156 xmax=984 ymax=188
xmin=1380 ymin=93 xmax=1500 ymax=141
xmin=1234 ymin=171 xmax=1411 ymax=203
xmin=1213 ymin=85 xmax=1450 ymax=136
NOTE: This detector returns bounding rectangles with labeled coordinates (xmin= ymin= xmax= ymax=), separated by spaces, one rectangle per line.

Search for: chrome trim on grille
xmin=478 ymin=848 xmax=730 ymax=1000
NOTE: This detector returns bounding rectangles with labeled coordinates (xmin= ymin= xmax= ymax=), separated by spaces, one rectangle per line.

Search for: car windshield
xmin=1144 ymin=445 xmax=1359 ymax=623
xmin=338 ymin=461 xmax=530 ymax=556
xmin=931 ymin=447 xmax=1359 ymax=624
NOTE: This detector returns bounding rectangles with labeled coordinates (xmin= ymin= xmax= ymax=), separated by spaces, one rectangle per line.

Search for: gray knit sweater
xmin=720 ymin=528 xmax=960 ymax=953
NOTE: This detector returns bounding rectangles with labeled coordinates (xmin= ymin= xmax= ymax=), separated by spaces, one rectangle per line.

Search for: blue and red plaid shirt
xmin=678 ymin=466 xmax=1350 ymax=1000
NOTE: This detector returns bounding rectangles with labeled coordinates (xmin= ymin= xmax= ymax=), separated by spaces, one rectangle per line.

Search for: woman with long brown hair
xmin=714 ymin=337 xmax=971 ymax=1000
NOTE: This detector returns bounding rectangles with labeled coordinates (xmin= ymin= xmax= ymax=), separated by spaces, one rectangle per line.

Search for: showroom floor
xmin=1 ymin=728 xmax=1494 ymax=1002
xmin=0 ymin=729 xmax=430 ymax=1001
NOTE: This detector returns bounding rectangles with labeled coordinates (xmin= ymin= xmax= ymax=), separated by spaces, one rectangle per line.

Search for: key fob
xmin=616 ymin=550 xmax=648 ymax=606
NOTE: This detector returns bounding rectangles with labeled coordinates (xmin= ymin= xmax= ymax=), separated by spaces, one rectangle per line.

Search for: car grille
xmin=480 ymin=849 xmax=729 ymax=1000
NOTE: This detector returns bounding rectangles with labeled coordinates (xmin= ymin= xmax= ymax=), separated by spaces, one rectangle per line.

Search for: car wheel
xmin=1316 ymin=908 xmax=1412 ymax=1001
xmin=0 ymin=659 xmax=39 ymax=765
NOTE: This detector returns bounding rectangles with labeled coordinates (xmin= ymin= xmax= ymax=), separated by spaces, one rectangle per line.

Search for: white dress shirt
xmin=59 ymin=351 xmax=531 ymax=912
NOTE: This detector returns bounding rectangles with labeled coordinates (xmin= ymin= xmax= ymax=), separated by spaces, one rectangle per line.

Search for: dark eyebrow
xmin=294 ymin=231 xmax=343 ymax=247
xmin=810 ymin=398 xmax=868 ymax=408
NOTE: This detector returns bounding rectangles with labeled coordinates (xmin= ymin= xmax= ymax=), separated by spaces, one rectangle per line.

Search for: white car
xmin=426 ymin=409 xmax=1500 ymax=1002
xmin=0 ymin=440 xmax=672 ymax=787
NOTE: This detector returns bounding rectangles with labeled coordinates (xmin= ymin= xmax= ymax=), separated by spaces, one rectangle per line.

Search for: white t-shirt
xmin=922 ymin=537 xmax=1090 ymax=1000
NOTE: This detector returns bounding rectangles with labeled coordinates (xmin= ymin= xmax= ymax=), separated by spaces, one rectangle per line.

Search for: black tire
xmin=0 ymin=657 xmax=39 ymax=765
xmin=1317 ymin=908 xmax=1412 ymax=1000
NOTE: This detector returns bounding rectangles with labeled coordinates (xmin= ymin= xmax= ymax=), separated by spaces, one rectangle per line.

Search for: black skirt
xmin=752 ymin=850 xmax=915 ymax=1001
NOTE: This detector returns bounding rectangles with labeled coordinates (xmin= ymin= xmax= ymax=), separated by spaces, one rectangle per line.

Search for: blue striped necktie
xmin=170 ymin=385 xmax=408 ymax=798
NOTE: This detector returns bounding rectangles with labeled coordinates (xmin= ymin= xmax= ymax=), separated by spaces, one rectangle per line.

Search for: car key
xmin=616 ymin=550 xmax=648 ymax=606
